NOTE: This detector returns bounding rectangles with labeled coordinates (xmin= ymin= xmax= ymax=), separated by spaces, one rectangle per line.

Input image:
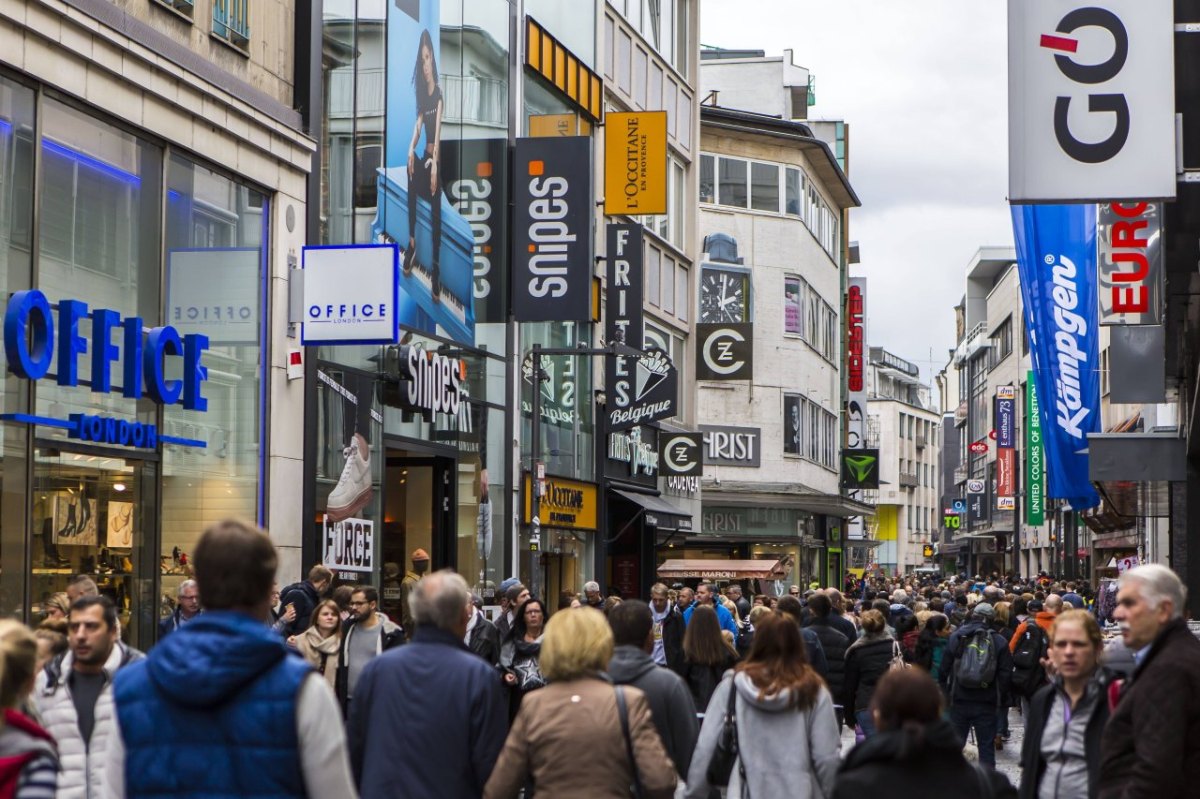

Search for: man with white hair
xmin=582 ymin=580 xmax=605 ymax=612
xmin=1099 ymin=564 xmax=1200 ymax=797
xmin=158 ymin=579 xmax=201 ymax=639
xmin=349 ymin=570 xmax=506 ymax=798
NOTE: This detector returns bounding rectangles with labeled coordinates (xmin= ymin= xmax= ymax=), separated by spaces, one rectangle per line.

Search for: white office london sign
xmin=302 ymin=244 xmax=399 ymax=345
xmin=1008 ymin=0 xmax=1175 ymax=203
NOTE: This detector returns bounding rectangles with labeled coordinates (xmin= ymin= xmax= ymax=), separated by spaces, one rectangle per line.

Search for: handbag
xmin=615 ymin=685 xmax=645 ymax=799
xmin=705 ymin=679 xmax=740 ymax=787
xmin=889 ymin=640 xmax=910 ymax=671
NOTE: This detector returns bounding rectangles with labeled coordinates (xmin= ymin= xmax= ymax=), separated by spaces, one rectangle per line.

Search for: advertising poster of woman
xmin=377 ymin=0 xmax=477 ymax=346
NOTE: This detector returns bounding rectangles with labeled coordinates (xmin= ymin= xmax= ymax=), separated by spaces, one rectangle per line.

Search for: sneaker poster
xmin=319 ymin=368 xmax=383 ymax=526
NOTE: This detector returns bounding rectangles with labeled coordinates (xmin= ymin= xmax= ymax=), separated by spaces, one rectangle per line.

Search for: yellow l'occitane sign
xmin=604 ymin=111 xmax=667 ymax=216
xmin=523 ymin=474 xmax=599 ymax=531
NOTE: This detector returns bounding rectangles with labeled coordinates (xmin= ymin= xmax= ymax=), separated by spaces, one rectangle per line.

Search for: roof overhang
xmin=700 ymin=105 xmax=860 ymax=209
xmin=656 ymin=558 xmax=792 ymax=580
xmin=701 ymin=483 xmax=876 ymax=517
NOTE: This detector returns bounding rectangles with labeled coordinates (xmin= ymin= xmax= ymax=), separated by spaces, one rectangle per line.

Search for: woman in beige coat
xmin=485 ymin=607 xmax=677 ymax=799
xmin=291 ymin=598 xmax=341 ymax=689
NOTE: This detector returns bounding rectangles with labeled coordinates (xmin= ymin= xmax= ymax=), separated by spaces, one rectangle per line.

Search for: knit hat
xmin=412 ymin=548 xmax=430 ymax=562
xmin=972 ymin=602 xmax=995 ymax=619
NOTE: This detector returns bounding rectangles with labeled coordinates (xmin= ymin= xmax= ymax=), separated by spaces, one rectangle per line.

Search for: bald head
xmin=1045 ymin=594 xmax=1064 ymax=614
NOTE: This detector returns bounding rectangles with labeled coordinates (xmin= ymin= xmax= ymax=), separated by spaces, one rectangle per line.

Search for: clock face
xmin=699 ymin=269 xmax=750 ymax=323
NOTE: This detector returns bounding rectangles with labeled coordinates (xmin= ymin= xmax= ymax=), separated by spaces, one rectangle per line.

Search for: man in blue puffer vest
xmin=103 ymin=519 xmax=359 ymax=798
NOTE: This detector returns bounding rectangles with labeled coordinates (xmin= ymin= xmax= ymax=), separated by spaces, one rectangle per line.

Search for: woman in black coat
xmin=834 ymin=668 xmax=1016 ymax=798
xmin=842 ymin=609 xmax=896 ymax=738
xmin=680 ymin=604 xmax=738 ymax=714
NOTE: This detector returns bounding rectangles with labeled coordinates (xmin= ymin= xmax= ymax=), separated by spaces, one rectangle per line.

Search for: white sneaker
xmin=326 ymin=433 xmax=373 ymax=522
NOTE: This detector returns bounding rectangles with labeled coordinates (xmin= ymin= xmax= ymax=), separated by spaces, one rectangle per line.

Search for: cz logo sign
xmin=696 ymin=323 xmax=753 ymax=381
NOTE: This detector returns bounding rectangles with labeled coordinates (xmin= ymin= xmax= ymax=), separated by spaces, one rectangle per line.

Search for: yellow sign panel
xmin=525 ymin=17 xmax=603 ymax=121
xmin=528 ymin=113 xmax=591 ymax=138
xmin=523 ymin=474 xmax=599 ymax=531
xmin=605 ymin=111 xmax=668 ymax=216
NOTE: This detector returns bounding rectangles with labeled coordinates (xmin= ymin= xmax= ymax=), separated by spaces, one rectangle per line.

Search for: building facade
xmin=683 ymin=48 xmax=866 ymax=591
xmin=865 ymin=348 xmax=939 ymax=574
xmin=0 ymin=0 xmax=312 ymax=645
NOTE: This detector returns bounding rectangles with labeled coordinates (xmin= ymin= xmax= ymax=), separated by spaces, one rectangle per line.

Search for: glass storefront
xmin=312 ymin=0 xmax=516 ymax=601
xmin=0 ymin=77 xmax=268 ymax=646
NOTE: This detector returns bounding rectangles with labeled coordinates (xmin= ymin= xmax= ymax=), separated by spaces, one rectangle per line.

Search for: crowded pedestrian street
xmin=3 ymin=0 xmax=1200 ymax=795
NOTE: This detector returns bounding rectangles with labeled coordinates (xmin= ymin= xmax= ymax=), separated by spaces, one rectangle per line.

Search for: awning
xmin=1093 ymin=534 xmax=1140 ymax=550
xmin=701 ymin=483 xmax=875 ymax=517
xmin=612 ymin=489 xmax=694 ymax=532
xmin=657 ymin=558 xmax=793 ymax=581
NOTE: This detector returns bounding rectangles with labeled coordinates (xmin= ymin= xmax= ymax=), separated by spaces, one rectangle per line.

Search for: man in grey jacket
xmin=607 ymin=600 xmax=698 ymax=779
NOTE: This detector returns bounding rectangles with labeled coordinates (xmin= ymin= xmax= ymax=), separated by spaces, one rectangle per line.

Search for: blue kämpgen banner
xmin=1011 ymin=204 xmax=1101 ymax=511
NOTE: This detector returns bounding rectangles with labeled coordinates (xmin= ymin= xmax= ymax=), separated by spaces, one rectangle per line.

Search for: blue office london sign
xmin=1 ymin=289 xmax=209 ymax=448
xmin=302 ymin=244 xmax=399 ymax=345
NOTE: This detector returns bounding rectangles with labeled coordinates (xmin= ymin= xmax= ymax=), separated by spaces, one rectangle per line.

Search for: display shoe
xmin=325 ymin=432 xmax=372 ymax=522
xmin=402 ymin=242 xmax=417 ymax=276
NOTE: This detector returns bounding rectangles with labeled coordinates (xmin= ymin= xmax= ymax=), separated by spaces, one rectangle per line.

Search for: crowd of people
xmin=3 ymin=527 xmax=1199 ymax=798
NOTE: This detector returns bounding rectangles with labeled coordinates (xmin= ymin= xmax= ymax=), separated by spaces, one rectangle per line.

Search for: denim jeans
xmin=856 ymin=709 xmax=877 ymax=739
xmin=950 ymin=702 xmax=999 ymax=768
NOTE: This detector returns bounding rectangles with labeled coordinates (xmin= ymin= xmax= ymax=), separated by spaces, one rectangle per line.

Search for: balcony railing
xmin=441 ymin=74 xmax=508 ymax=129
xmin=899 ymin=471 xmax=920 ymax=488
xmin=953 ymin=463 xmax=969 ymax=484
xmin=328 ymin=68 xmax=386 ymax=119
xmin=915 ymin=434 xmax=927 ymax=449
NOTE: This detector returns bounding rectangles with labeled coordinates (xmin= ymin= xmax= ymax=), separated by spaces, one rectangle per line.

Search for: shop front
xmin=604 ymin=425 xmax=692 ymax=598
xmin=0 ymin=80 xmax=273 ymax=647
xmin=521 ymin=473 xmax=598 ymax=606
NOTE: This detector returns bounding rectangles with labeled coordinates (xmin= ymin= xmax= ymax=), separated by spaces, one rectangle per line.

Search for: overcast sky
xmin=700 ymin=0 xmax=1014 ymax=383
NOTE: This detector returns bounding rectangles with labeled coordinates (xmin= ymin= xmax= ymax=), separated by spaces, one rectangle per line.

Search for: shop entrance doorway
xmin=380 ymin=449 xmax=455 ymax=627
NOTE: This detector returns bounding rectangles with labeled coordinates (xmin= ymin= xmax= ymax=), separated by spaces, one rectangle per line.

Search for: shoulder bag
xmin=889 ymin=639 xmax=910 ymax=671
xmin=615 ymin=685 xmax=645 ymax=799
xmin=705 ymin=678 xmax=740 ymax=787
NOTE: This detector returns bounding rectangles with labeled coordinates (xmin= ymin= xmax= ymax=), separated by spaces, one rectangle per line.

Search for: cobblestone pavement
xmin=838 ymin=706 xmax=1025 ymax=788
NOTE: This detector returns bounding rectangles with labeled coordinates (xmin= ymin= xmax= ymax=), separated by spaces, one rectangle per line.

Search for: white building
xmin=866 ymin=348 xmax=940 ymax=574
xmin=685 ymin=47 xmax=865 ymax=589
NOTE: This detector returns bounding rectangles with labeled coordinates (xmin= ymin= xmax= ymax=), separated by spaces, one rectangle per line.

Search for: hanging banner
xmin=995 ymin=389 xmax=1016 ymax=449
xmin=605 ymin=224 xmax=645 ymax=426
xmin=604 ymin=111 xmax=667 ymax=216
xmin=1011 ymin=204 xmax=1101 ymax=509
xmin=1007 ymin=0 xmax=1175 ymax=203
xmin=845 ymin=277 xmax=868 ymax=539
xmin=442 ymin=139 xmax=509 ymax=325
xmin=997 ymin=449 xmax=1016 ymax=502
xmin=511 ymin=136 xmax=593 ymax=322
xmin=1026 ymin=373 xmax=1046 ymax=525
xmin=378 ymin=0 xmax=478 ymax=345
xmin=1097 ymin=201 xmax=1162 ymax=325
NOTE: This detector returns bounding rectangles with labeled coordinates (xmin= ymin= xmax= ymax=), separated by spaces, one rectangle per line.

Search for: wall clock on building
xmin=699 ymin=267 xmax=751 ymax=323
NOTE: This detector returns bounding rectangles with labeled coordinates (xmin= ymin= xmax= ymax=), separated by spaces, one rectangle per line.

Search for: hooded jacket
xmin=608 ymin=645 xmax=698 ymax=778
xmin=34 ymin=641 xmax=143 ymax=799
xmin=335 ymin=613 xmax=404 ymax=709
xmin=112 ymin=611 xmax=313 ymax=798
xmin=833 ymin=719 xmax=1016 ymax=798
xmin=685 ymin=672 xmax=840 ymax=799
xmin=278 ymin=581 xmax=321 ymax=638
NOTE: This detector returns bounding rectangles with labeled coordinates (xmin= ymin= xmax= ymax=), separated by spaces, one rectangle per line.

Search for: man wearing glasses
xmin=336 ymin=587 xmax=404 ymax=712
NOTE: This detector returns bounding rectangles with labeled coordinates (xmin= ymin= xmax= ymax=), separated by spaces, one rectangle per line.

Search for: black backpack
xmin=1011 ymin=624 xmax=1049 ymax=696
xmin=953 ymin=628 xmax=998 ymax=690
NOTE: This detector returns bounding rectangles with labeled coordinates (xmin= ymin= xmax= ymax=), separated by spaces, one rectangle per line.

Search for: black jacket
xmin=683 ymin=652 xmax=736 ymax=715
xmin=834 ymin=719 xmax=1016 ymax=798
xmin=1099 ymin=618 xmax=1200 ymax=799
xmin=336 ymin=615 xmax=405 ymax=709
xmin=278 ymin=580 xmax=320 ymax=637
xmin=827 ymin=611 xmax=858 ymax=643
xmin=608 ymin=645 xmax=698 ymax=778
xmin=843 ymin=635 xmax=894 ymax=714
xmin=939 ymin=620 xmax=1013 ymax=705
xmin=1019 ymin=672 xmax=1113 ymax=799
xmin=659 ymin=606 xmax=685 ymax=675
xmin=466 ymin=610 xmax=501 ymax=667
xmin=807 ymin=617 xmax=850 ymax=700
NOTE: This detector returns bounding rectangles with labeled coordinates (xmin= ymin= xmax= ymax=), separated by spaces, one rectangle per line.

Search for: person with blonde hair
xmin=41 ymin=593 xmax=69 ymax=623
xmin=0 ymin=620 xmax=57 ymax=796
xmin=485 ymin=607 xmax=676 ymax=798
xmin=292 ymin=599 xmax=342 ymax=690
